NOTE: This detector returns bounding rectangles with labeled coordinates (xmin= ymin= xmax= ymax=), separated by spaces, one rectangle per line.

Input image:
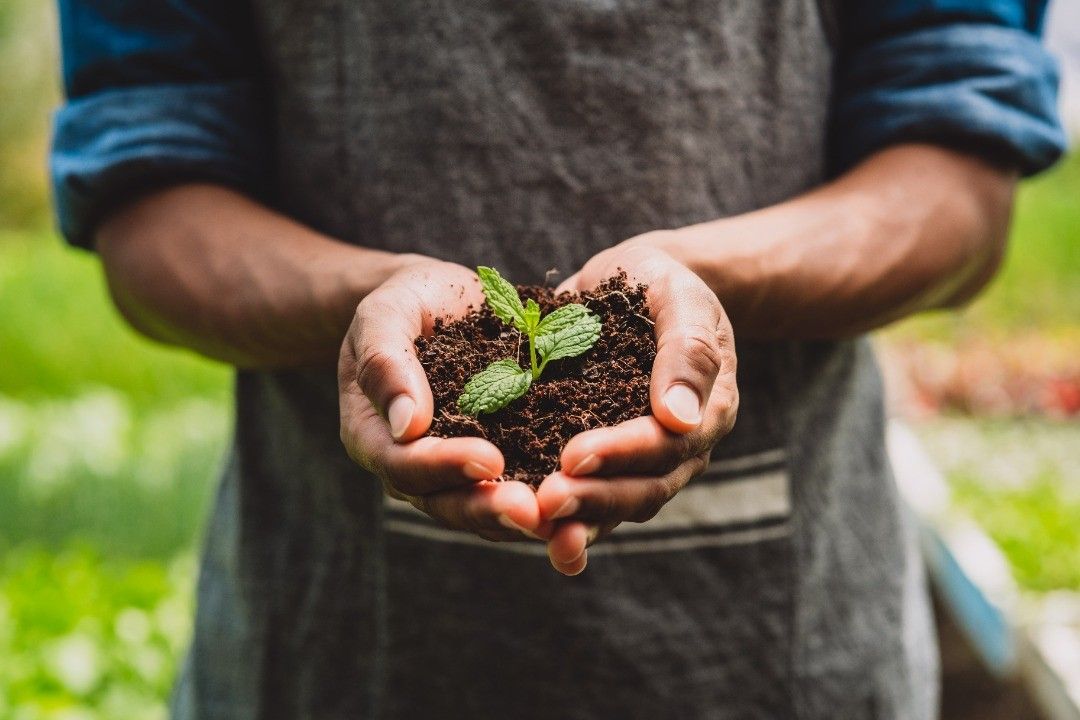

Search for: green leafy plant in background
xmin=0 ymin=546 xmax=195 ymax=720
xmin=0 ymin=0 xmax=59 ymax=229
xmin=952 ymin=470 xmax=1080 ymax=592
xmin=457 ymin=267 xmax=601 ymax=415
xmin=0 ymin=233 xmax=225 ymax=720
xmin=918 ymin=418 xmax=1080 ymax=593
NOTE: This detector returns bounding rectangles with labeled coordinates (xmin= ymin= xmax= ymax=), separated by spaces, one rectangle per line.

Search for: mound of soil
xmin=415 ymin=272 xmax=656 ymax=486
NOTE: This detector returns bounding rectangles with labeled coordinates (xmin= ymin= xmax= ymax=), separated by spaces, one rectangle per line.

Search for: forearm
xmin=656 ymin=145 xmax=1017 ymax=339
xmin=96 ymin=184 xmax=419 ymax=367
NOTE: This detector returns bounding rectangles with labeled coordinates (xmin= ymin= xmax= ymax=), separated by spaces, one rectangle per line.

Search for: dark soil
xmin=415 ymin=272 xmax=656 ymax=487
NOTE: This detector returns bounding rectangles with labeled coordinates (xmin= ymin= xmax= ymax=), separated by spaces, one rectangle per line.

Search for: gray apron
xmin=173 ymin=1 xmax=939 ymax=718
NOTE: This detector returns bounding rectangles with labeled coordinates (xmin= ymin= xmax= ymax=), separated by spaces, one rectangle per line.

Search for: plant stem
xmin=529 ymin=331 xmax=540 ymax=380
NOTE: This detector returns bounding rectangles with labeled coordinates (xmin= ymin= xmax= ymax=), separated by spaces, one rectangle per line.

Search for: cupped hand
xmin=538 ymin=240 xmax=739 ymax=574
xmin=338 ymin=258 xmax=545 ymax=541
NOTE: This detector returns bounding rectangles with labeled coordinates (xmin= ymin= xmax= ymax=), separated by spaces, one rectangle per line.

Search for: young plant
xmin=458 ymin=266 xmax=601 ymax=415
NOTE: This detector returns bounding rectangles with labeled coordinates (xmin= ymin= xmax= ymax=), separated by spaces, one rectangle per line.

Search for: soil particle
xmin=416 ymin=272 xmax=656 ymax=486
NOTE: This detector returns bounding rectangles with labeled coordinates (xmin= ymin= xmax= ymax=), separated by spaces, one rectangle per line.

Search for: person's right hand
xmin=338 ymin=259 xmax=546 ymax=541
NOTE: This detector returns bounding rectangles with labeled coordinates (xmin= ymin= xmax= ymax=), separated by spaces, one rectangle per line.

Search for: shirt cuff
xmin=830 ymin=24 xmax=1067 ymax=176
xmin=50 ymin=81 xmax=271 ymax=249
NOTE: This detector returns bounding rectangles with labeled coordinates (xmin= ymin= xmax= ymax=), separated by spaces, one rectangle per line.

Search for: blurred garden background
xmin=0 ymin=1 xmax=1077 ymax=719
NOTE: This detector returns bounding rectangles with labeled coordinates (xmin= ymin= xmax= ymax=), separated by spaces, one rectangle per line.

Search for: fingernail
xmin=569 ymin=454 xmax=600 ymax=477
xmin=585 ymin=525 xmax=601 ymax=546
xmin=663 ymin=384 xmax=702 ymax=426
xmin=550 ymin=497 xmax=580 ymax=519
xmin=564 ymin=550 xmax=588 ymax=576
xmin=464 ymin=460 xmax=497 ymax=480
xmin=498 ymin=513 xmax=541 ymax=540
xmin=387 ymin=395 xmax=415 ymax=440
xmin=548 ymin=546 xmax=588 ymax=576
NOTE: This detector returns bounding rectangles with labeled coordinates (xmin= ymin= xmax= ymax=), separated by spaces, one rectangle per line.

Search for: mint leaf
xmin=535 ymin=303 xmax=589 ymax=338
xmin=477 ymin=266 xmax=526 ymax=331
xmin=537 ymin=311 xmax=601 ymax=362
xmin=460 ymin=267 xmax=606 ymax=411
xmin=524 ymin=298 xmax=541 ymax=333
xmin=458 ymin=359 xmax=532 ymax=415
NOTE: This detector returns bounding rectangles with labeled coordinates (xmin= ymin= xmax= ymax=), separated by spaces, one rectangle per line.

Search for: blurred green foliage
xmin=999 ymin=151 xmax=1080 ymax=330
xmin=0 ymin=231 xmax=230 ymax=407
xmin=953 ymin=473 xmax=1080 ymax=592
xmin=0 ymin=0 xmax=57 ymax=230
xmin=0 ymin=548 xmax=194 ymax=720
xmin=0 ymin=231 xmax=229 ymax=718
xmin=0 ymin=391 xmax=228 ymax=559
xmin=917 ymin=418 xmax=1080 ymax=593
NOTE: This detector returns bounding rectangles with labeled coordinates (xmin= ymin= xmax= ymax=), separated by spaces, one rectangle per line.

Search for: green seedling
xmin=458 ymin=267 xmax=601 ymax=415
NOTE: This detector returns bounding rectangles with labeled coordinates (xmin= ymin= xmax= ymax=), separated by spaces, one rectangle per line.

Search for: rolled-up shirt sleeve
xmin=51 ymin=0 xmax=270 ymax=249
xmin=831 ymin=0 xmax=1068 ymax=176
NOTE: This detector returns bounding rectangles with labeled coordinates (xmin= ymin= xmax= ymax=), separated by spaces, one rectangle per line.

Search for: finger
xmin=560 ymin=415 xmax=718 ymax=478
xmin=341 ymin=393 xmax=505 ymax=495
xmin=547 ymin=521 xmax=594 ymax=575
xmin=554 ymin=271 xmax=581 ymax=296
xmin=536 ymin=455 xmax=707 ymax=524
xmin=383 ymin=436 xmax=505 ymax=495
xmin=422 ymin=480 xmax=543 ymax=539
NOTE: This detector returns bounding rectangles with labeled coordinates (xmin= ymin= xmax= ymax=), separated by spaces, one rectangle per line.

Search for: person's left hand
xmin=536 ymin=239 xmax=739 ymax=575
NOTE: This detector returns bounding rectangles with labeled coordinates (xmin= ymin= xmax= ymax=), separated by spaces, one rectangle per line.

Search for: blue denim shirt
xmin=51 ymin=1 xmax=1067 ymax=248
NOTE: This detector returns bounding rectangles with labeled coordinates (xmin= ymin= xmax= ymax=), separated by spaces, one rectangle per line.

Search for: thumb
xmin=648 ymin=279 xmax=729 ymax=434
xmin=345 ymin=290 xmax=434 ymax=442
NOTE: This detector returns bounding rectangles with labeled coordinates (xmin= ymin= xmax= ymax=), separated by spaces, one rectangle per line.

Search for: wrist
xmin=340 ymin=250 xmax=429 ymax=294
xmin=637 ymin=191 xmax=878 ymax=333
xmin=320 ymin=249 xmax=431 ymax=342
xmin=388 ymin=252 xmax=435 ymax=274
xmin=624 ymin=220 xmax=773 ymax=317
